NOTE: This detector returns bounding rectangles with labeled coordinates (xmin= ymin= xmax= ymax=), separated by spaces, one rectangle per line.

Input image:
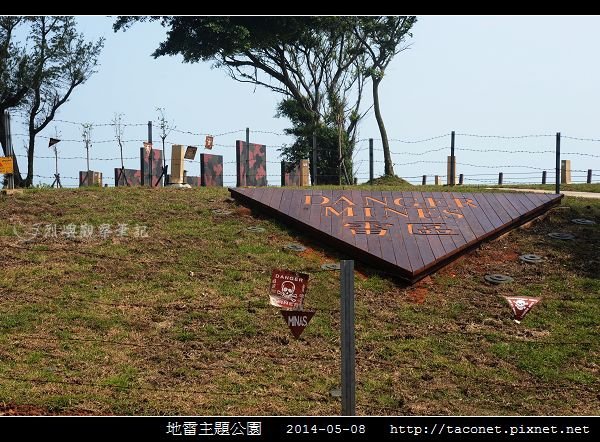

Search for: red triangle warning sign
xmin=280 ymin=310 xmax=315 ymax=339
xmin=229 ymin=188 xmax=562 ymax=283
xmin=504 ymin=296 xmax=541 ymax=322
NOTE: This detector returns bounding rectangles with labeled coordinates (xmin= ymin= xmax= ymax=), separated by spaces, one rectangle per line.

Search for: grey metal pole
xmin=459 ymin=173 xmax=464 ymax=185
xmin=369 ymin=138 xmax=374 ymax=183
xmin=450 ymin=131 xmax=455 ymax=186
xmin=555 ymin=132 xmax=561 ymax=194
xmin=498 ymin=172 xmax=503 ymax=186
xmin=246 ymin=127 xmax=250 ymax=186
xmin=340 ymin=260 xmax=355 ymax=416
xmin=422 ymin=175 xmax=427 ymax=186
xmin=542 ymin=171 xmax=547 ymax=185
xmin=312 ymin=131 xmax=317 ymax=186
xmin=587 ymin=169 xmax=593 ymax=184
xmin=148 ymin=121 xmax=153 ymax=187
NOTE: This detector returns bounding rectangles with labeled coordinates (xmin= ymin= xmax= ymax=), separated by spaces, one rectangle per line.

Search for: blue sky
xmin=8 ymin=15 xmax=600 ymax=187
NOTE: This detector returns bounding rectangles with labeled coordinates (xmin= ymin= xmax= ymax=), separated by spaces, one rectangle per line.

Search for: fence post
xmin=246 ymin=127 xmax=250 ymax=186
xmin=369 ymin=138 xmax=374 ymax=183
xmin=422 ymin=175 xmax=427 ymax=186
xmin=434 ymin=175 xmax=441 ymax=186
xmin=340 ymin=260 xmax=355 ymax=416
xmin=561 ymin=160 xmax=571 ymax=184
xmin=588 ymin=169 xmax=593 ymax=184
xmin=459 ymin=173 xmax=464 ymax=185
xmin=498 ymin=172 xmax=503 ymax=185
xmin=555 ymin=132 xmax=561 ymax=194
xmin=542 ymin=171 xmax=547 ymax=185
xmin=148 ymin=121 xmax=153 ymax=187
xmin=312 ymin=131 xmax=317 ymax=186
xmin=449 ymin=131 xmax=456 ymax=186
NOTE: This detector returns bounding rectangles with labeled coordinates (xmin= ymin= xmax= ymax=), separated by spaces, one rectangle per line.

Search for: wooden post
xmin=340 ymin=260 xmax=355 ymax=416
xmin=170 ymin=145 xmax=185 ymax=184
xmin=561 ymin=159 xmax=571 ymax=184
xmin=300 ymin=159 xmax=310 ymax=186
xmin=434 ymin=175 xmax=441 ymax=186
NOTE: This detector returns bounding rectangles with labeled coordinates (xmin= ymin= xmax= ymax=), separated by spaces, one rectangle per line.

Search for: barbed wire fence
xmin=5 ymin=116 xmax=600 ymax=189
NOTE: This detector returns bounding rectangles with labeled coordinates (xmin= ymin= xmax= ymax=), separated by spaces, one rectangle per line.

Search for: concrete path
xmin=491 ymin=188 xmax=600 ymax=199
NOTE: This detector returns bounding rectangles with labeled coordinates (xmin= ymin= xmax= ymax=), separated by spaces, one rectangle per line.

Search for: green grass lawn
xmin=0 ymin=185 xmax=598 ymax=415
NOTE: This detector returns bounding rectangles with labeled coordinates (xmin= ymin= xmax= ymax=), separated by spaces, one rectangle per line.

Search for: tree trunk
xmin=0 ymin=112 xmax=25 ymax=187
xmin=24 ymin=133 xmax=35 ymax=187
xmin=372 ymin=76 xmax=394 ymax=177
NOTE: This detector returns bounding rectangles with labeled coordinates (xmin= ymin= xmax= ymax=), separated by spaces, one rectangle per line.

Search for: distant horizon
xmin=5 ymin=15 xmax=600 ymax=187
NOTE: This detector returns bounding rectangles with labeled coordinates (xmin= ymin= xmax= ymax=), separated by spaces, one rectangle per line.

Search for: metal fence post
xmin=312 ymin=131 xmax=317 ymax=186
xmin=246 ymin=127 xmax=250 ymax=186
xmin=422 ymin=175 xmax=427 ymax=186
xmin=542 ymin=171 xmax=547 ymax=185
xmin=587 ymin=169 xmax=593 ymax=184
xmin=459 ymin=173 xmax=464 ymax=185
xmin=498 ymin=172 xmax=503 ymax=185
xmin=450 ymin=131 xmax=456 ymax=186
xmin=340 ymin=260 xmax=355 ymax=416
xmin=369 ymin=138 xmax=374 ymax=183
xmin=555 ymin=132 xmax=561 ymax=194
xmin=148 ymin=121 xmax=153 ymax=187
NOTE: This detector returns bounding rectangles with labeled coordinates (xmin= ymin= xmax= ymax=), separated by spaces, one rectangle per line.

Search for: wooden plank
xmin=431 ymin=191 xmax=466 ymax=250
xmin=381 ymin=190 xmax=413 ymax=272
xmin=363 ymin=189 xmax=385 ymax=260
xmin=470 ymin=192 xmax=504 ymax=230
xmin=308 ymin=190 xmax=324 ymax=230
xmin=502 ymin=192 xmax=530 ymax=216
xmin=331 ymin=189 xmax=356 ymax=249
xmin=493 ymin=193 xmax=521 ymax=220
xmin=440 ymin=192 xmax=472 ymax=247
xmin=421 ymin=191 xmax=457 ymax=256
xmin=481 ymin=193 xmax=512 ymax=224
xmin=510 ymin=192 xmax=536 ymax=213
xmin=393 ymin=191 xmax=424 ymax=272
xmin=450 ymin=192 xmax=487 ymax=240
xmin=350 ymin=190 xmax=369 ymax=252
xmin=319 ymin=189 xmax=334 ymax=237
xmin=402 ymin=191 xmax=436 ymax=267
xmin=413 ymin=192 xmax=448 ymax=260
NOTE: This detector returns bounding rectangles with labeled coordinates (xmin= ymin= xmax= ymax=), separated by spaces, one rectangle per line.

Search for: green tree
xmin=353 ymin=16 xmax=417 ymax=177
xmin=115 ymin=16 xmax=367 ymax=184
xmin=0 ymin=17 xmax=32 ymax=185
xmin=0 ymin=17 xmax=103 ymax=187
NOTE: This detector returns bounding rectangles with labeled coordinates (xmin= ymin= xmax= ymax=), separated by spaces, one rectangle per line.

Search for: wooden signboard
xmin=229 ymin=189 xmax=563 ymax=283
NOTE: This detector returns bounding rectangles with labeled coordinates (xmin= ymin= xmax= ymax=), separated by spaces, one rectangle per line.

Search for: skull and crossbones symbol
xmin=281 ymin=281 xmax=296 ymax=300
xmin=514 ymin=299 xmax=527 ymax=310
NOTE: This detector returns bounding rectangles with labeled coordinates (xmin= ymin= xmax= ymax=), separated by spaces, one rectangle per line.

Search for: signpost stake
xmin=340 ymin=260 xmax=355 ymax=416
xmin=312 ymin=131 xmax=317 ymax=186
xmin=369 ymin=138 xmax=374 ymax=183
xmin=246 ymin=127 xmax=250 ymax=186
xmin=555 ymin=132 xmax=561 ymax=194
